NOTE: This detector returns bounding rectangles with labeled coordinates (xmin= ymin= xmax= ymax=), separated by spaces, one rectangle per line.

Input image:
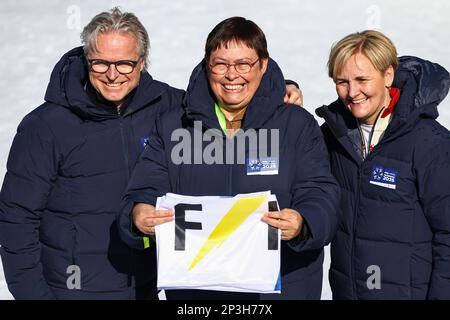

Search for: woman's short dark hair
xmin=205 ymin=17 xmax=269 ymax=66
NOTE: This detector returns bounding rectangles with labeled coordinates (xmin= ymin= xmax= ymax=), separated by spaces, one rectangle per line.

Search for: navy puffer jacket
xmin=0 ymin=47 xmax=183 ymax=299
xmin=316 ymin=56 xmax=450 ymax=299
xmin=119 ymin=59 xmax=339 ymax=300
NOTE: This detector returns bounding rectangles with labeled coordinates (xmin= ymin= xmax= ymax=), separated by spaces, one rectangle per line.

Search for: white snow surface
xmin=0 ymin=0 xmax=449 ymax=300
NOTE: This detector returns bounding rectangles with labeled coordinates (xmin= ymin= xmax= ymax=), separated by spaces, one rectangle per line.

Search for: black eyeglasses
xmin=88 ymin=59 xmax=140 ymax=75
xmin=209 ymin=59 xmax=260 ymax=75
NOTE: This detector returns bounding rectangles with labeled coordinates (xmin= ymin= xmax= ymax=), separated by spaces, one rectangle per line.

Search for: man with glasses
xmin=0 ymin=8 xmax=302 ymax=300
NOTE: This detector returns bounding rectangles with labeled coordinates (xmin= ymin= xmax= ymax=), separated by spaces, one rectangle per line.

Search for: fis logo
xmin=174 ymin=197 xmax=279 ymax=271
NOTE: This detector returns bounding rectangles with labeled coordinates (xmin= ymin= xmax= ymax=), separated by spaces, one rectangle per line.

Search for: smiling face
xmin=208 ymin=41 xmax=268 ymax=115
xmin=335 ymin=52 xmax=394 ymax=125
xmin=87 ymin=32 xmax=144 ymax=107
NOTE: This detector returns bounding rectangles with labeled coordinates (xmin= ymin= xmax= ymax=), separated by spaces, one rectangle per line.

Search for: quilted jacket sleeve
xmin=0 ymin=114 xmax=59 ymax=299
xmin=288 ymin=112 xmax=340 ymax=252
xmin=415 ymin=121 xmax=450 ymax=299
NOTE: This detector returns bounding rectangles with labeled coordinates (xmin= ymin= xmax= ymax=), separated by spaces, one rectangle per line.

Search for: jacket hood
xmin=391 ymin=55 xmax=450 ymax=120
xmin=316 ymin=56 xmax=450 ymax=138
xmin=183 ymin=58 xmax=286 ymax=130
xmin=44 ymin=46 xmax=168 ymax=121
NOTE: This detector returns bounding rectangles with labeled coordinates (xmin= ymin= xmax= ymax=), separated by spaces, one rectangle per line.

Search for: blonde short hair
xmin=328 ymin=30 xmax=398 ymax=80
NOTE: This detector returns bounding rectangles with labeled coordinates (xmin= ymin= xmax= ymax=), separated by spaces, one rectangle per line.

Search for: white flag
xmin=155 ymin=191 xmax=281 ymax=293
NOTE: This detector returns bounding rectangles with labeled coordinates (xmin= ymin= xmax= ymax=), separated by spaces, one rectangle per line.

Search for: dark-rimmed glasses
xmin=209 ymin=59 xmax=260 ymax=75
xmin=88 ymin=59 xmax=140 ymax=75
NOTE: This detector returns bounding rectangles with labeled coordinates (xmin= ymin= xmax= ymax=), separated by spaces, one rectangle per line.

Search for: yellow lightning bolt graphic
xmin=188 ymin=195 xmax=267 ymax=270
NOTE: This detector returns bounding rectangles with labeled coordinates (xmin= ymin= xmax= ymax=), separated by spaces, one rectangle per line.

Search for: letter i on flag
xmin=155 ymin=192 xmax=281 ymax=293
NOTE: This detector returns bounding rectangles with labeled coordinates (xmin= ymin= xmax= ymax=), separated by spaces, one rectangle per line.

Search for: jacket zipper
xmin=118 ymin=110 xmax=131 ymax=180
xmin=118 ymin=109 xmax=133 ymax=295
xmin=350 ymin=112 xmax=384 ymax=298
xmin=351 ymin=165 xmax=362 ymax=298
xmin=227 ymin=135 xmax=234 ymax=196
xmin=228 ymin=163 xmax=233 ymax=196
xmin=351 ymin=143 xmax=382 ymax=299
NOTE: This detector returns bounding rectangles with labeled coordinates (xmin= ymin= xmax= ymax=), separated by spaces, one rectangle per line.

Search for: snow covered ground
xmin=0 ymin=0 xmax=449 ymax=300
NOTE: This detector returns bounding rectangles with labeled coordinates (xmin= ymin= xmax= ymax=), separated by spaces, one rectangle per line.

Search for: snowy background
xmin=1 ymin=0 xmax=449 ymax=300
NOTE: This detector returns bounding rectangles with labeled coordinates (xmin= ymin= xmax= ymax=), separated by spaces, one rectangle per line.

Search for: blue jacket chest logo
xmin=246 ymin=157 xmax=278 ymax=175
xmin=140 ymin=136 xmax=150 ymax=149
xmin=370 ymin=165 xmax=398 ymax=190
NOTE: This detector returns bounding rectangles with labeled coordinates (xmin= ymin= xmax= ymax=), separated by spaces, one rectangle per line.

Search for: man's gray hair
xmin=81 ymin=7 xmax=150 ymax=69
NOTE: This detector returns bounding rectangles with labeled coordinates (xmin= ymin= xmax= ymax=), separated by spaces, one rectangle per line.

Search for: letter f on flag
xmin=188 ymin=195 xmax=267 ymax=270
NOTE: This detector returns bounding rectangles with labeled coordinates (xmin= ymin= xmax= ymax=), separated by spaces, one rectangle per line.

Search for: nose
xmin=348 ymin=81 xmax=360 ymax=99
xmin=106 ymin=64 xmax=120 ymax=81
xmin=225 ymin=66 xmax=239 ymax=81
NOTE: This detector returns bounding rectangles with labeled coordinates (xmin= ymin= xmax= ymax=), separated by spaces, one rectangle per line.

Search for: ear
xmin=139 ymin=59 xmax=145 ymax=72
xmin=261 ymin=58 xmax=269 ymax=74
xmin=384 ymin=65 xmax=394 ymax=87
